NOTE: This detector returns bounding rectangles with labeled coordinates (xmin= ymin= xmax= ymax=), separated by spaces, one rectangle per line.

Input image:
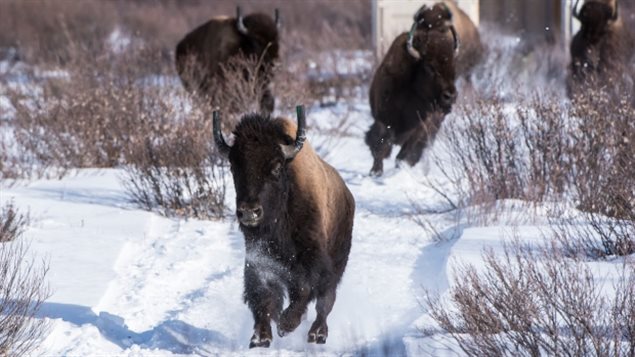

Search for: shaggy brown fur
xmin=175 ymin=9 xmax=279 ymax=114
xmin=414 ymin=0 xmax=484 ymax=78
xmin=214 ymin=111 xmax=355 ymax=348
xmin=567 ymin=0 xmax=634 ymax=97
xmin=365 ymin=22 xmax=457 ymax=176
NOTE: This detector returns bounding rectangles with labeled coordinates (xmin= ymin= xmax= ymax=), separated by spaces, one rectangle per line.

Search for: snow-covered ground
xmin=0 ymin=97 xmax=611 ymax=356
xmin=0 ymin=33 xmax=630 ymax=355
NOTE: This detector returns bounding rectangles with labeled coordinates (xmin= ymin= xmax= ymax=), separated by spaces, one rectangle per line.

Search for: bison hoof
xmin=369 ymin=169 xmax=383 ymax=177
xmin=308 ymin=326 xmax=328 ymax=344
xmin=249 ymin=335 xmax=271 ymax=348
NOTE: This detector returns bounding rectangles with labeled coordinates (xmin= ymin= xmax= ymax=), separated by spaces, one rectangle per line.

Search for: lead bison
xmin=365 ymin=13 xmax=458 ymax=176
xmin=413 ymin=1 xmax=483 ymax=78
xmin=567 ymin=0 xmax=634 ymax=96
xmin=176 ymin=7 xmax=280 ymax=114
xmin=213 ymin=106 xmax=355 ymax=348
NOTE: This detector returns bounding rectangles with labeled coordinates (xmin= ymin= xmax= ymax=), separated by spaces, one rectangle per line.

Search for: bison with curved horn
xmin=413 ymin=1 xmax=484 ymax=79
xmin=213 ymin=106 xmax=355 ymax=348
xmin=365 ymin=10 xmax=458 ymax=176
xmin=567 ymin=0 xmax=634 ymax=96
xmin=176 ymin=7 xmax=280 ymax=114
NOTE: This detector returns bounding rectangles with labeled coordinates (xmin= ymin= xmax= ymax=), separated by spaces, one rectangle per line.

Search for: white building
xmin=372 ymin=0 xmax=581 ymax=57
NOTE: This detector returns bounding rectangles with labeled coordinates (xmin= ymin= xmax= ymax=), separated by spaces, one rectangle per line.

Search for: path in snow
xmin=3 ymin=105 xmax=464 ymax=356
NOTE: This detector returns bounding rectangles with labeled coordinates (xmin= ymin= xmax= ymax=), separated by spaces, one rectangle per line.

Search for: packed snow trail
xmin=3 ymin=106 xmax=462 ymax=355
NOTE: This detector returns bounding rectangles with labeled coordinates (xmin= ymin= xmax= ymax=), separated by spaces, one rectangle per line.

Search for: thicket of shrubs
xmin=421 ymin=26 xmax=635 ymax=352
xmin=426 ymin=239 xmax=635 ymax=356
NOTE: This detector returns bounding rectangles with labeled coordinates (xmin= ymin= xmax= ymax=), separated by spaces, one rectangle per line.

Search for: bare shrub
xmin=121 ymin=113 xmax=227 ymax=220
xmin=568 ymin=84 xmax=635 ymax=220
xmin=0 ymin=202 xmax=29 ymax=243
xmin=0 ymin=238 xmax=50 ymax=355
xmin=426 ymin=239 xmax=635 ymax=356
xmin=434 ymin=91 xmax=569 ymax=210
xmin=553 ymin=211 xmax=635 ymax=259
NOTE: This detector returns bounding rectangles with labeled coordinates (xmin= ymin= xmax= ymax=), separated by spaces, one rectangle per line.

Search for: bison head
xmin=236 ymin=7 xmax=280 ymax=65
xmin=213 ymin=106 xmax=306 ymax=229
xmin=574 ymin=0 xmax=618 ymax=41
xmin=406 ymin=19 xmax=458 ymax=114
xmin=410 ymin=3 xmax=459 ymax=57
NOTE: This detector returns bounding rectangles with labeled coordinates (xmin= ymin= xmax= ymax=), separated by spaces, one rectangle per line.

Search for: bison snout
xmin=237 ymin=203 xmax=264 ymax=226
xmin=440 ymin=89 xmax=457 ymax=113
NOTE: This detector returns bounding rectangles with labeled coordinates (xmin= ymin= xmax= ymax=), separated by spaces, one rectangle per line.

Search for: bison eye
xmin=271 ymin=162 xmax=283 ymax=178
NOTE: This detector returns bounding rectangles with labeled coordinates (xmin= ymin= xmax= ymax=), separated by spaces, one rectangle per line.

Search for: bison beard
xmin=213 ymin=107 xmax=355 ymax=348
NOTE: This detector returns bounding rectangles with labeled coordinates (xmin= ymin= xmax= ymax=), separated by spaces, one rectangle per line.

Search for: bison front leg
xmin=365 ymin=121 xmax=394 ymax=177
xmin=308 ymin=288 xmax=336 ymax=344
xmin=244 ymin=266 xmax=284 ymax=348
xmin=277 ymin=281 xmax=311 ymax=337
xmin=396 ymin=126 xmax=428 ymax=167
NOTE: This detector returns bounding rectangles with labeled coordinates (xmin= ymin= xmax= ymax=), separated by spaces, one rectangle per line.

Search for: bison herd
xmin=175 ymin=0 xmax=633 ymax=349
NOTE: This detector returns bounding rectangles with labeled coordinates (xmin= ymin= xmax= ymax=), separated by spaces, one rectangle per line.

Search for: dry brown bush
xmin=435 ymin=91 xmax=570 ymax=209
xmin=0 ymin=201 xmax=29 ymax=243
xmin=0 ymin=0 xmax=370 ymax=63
xmin=0 ymin=225 xmax=50 ymax=355
xmin=8 ymin=51 xmax=170 ymax=176
xmin=121 ymin=108 xmax=228 ymax=220
xmin=426 ymin=239 xmax=635 ymax=356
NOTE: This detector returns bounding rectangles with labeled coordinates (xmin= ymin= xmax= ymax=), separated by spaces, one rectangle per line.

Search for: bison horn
xmin=274 ymin=8 xmax=281 ymax=29
xmin=406 ymin=22 xmax=422 ymax=60
xmin=572 ymin=0 xmax=581 ymax=20
xmin=450 ymin=25 xmax=460 ymax=53
xmin=612 ymin=1 xmax=619 ymax=21
xmin=413 ymin=4 xmax=428 ymax=22
xmin=236 ymin=6 xmax=248 ymax=35
xmin=281 ymin=105 xmax=307 ymax=160
xmin=213 ymin=110 xmax=231 ymax=158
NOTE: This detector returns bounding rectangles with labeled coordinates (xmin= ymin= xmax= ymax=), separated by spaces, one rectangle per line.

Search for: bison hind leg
xmin=308 ymin=288 xmax=336 ymax=344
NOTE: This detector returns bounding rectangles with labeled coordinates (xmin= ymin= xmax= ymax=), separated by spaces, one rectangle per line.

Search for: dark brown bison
xmin=176 ymin=7 xmax=280 ymax=114
xmin=414 ymin=1 xmax=484 ymax=78
xmin=213 ymin=106 xmax=355 ymax=348
xmin=365 ymin=15 xmax=458 ymax=176
xmin=568 ymin=0 xmax=634 ymax=96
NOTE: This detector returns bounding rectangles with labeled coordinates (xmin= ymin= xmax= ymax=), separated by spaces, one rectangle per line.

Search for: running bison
xmin=413 ymin=1 xmax=484 ymax=78
xmin=176 ymin=7 xmax=280 ymax=114
xmin=567 ymin=0 xmax=634 ymax=96
xmin=366 ymin=12 xmax=458 ymax=176
xmin=213 ymin=106 xmax=355 ymax=348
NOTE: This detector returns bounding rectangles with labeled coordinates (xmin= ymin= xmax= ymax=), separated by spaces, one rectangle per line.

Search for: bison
xmin=176 ymin=7 xmax=280 ymax=114
xmin=213 ymin=106 xmax=355 ymax=348
xmin=567 ymin=0 xmax=634 ymax=96
xmin=413 ymin=1 xmax=484 ymax=78
xmin=365 ymin=13 xmax=458 ymax=176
